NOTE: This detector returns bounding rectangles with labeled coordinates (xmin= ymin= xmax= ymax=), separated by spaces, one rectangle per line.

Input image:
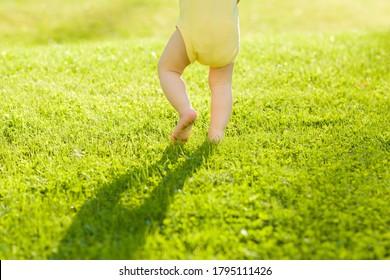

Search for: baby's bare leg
xmin=208 ymin=63 xmax=234 ymax=143
xmin=158 ymin=29 xmax=197 ymax=143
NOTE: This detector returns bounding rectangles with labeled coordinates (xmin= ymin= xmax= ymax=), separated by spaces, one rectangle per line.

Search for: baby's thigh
xmin=208 ymin=63 xmax=235 ymax=86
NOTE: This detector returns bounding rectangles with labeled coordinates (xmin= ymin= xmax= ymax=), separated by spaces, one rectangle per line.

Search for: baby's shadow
xmin=51 ymin=139 xmax=213 ymax=259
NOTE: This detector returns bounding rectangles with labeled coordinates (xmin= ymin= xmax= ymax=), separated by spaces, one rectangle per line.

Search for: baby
xmin=158 ymin=0 xmax=240 ymax=143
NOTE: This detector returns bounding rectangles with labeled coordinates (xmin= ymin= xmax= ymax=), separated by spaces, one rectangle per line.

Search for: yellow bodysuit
xmin=177 ymin=0 xmax=240 ymax=68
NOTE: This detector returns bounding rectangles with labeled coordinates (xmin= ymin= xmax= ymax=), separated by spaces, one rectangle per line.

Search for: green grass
xmin=2 ymin=0 xmax=390 ymax=46
xmin=1 ymin=0 xmax=390 ymax=260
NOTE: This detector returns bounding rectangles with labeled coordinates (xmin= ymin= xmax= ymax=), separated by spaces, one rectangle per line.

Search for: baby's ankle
xmin=179 ymin=108 xmax=197 ymax=119
xmin=208 ymin=130 xmax=224 ymax=143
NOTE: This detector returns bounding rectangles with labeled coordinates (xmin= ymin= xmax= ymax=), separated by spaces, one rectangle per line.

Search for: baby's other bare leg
xmin=208 ymin=63 xmax=234 ymax=143
xmin=158 ymin=29 xmax=197 ymax=143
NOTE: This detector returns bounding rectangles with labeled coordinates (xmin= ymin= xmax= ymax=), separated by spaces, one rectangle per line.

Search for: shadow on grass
xmin=50 ymin=139 xmax=213 ymax=259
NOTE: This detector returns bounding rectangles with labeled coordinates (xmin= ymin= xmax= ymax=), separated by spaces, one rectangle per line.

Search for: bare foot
xmin=208 ymin=130 xmax=224 ymax=143
xmin=171 ymin=109 xmax=198 ymax=143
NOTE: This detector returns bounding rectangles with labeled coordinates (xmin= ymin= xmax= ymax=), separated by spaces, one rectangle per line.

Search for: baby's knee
xmin=208 ymin=75 xmax=233 ymax=89
xmin=157 ymin=58 xmax=166 ymax=73
xmin=158 ymin=59 xmax=170 ymax=79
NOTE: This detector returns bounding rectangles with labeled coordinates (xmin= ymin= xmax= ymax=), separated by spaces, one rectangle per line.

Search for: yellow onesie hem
xmin=176 ymin=25 xmax=197 ymax=64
